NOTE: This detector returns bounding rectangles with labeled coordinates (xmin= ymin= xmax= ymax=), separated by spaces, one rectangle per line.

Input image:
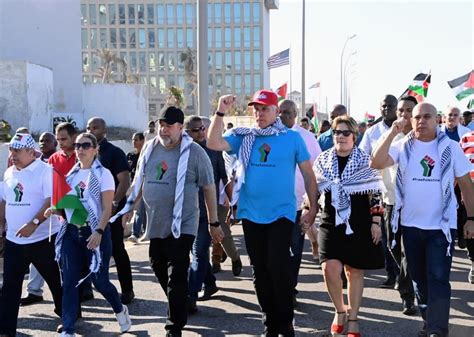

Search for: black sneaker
xmin=379 ymin=276 xmax=397 ymax=289
xmin=20 ymin=294 xmax=44 ymax=306
xmin=402 ymin=300 xmax=417 ymax=316
xmin=232 ymin=257 xmax=242 ymax=276
xmin=187 ymin=297 xmax=198 ymax=314
xmin=212 ymin=262 xmax=222 ymax=274
xmin=120 ymin=290 xmax=135 ymax=304
xmin=198 ymin=284 xmax=218 ymax=301
xmin=220 ymin=251 xmax=228 ymax=263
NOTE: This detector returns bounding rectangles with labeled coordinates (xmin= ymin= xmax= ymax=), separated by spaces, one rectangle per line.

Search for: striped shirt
xmin=460 ymin=131 xmax=474 ymax=181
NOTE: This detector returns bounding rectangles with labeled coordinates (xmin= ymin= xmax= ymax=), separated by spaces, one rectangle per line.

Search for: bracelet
xmin=209 ymin=221 xmax=220 ymax=227
xmin=466 ymin=216 xmax=474 ymax=221
xmin=95 ymin=228 xmax=104 ymax=235
xmin=215 ymin=111 xmax=225 ymax=117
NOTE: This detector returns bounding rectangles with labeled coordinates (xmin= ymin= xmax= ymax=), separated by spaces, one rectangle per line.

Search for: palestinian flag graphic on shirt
xmin=400 ymin=73 xmax=431 ymax=102
xmin=275 ymin=83 xmax=287 ymax=102
xmin=448 ymin=70 xmax=474 ymax=101
xmin=52 ymin=169 xmax=87 ymax=225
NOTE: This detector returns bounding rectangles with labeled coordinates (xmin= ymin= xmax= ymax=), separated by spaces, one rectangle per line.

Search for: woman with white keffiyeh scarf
xmin=45 ymin=133 xmax=131 ymax=336
xmin=312 ymin=116 xmax=385 ymax=337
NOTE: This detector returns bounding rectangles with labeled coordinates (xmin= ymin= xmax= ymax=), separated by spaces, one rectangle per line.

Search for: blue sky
xmin=269 ymin=0 xmax=473 ymax=121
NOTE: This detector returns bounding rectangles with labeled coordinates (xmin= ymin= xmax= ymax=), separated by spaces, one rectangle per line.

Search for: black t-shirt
xmin=97 ymin=138 xmax=130 ymax=189
xmin=127 ymin=151 xmax=140 ymax=181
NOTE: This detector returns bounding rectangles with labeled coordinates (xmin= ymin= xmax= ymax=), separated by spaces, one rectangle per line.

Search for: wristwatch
xmin=209 ymin=221 xmax=220 ymax=227
xmin=32 ymin=218 xmax=40 ymax=226
xmin=215 ymin=111 xmax=225 ymax=117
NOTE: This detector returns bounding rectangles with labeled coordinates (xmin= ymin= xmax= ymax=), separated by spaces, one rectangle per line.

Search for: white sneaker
xmin=60 ymin=332 xmax=75 ymax=337
xmin=469 ymin=265 xmax=474 ymax=284
xmin=128 ymin=235 xmax=138 ymax=243
xmin=116 ymin=304 xmax=132 ymax=333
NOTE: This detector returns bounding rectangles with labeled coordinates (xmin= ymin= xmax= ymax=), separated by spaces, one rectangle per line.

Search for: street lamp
xmin=346 ymin=71 xmax=358 ymax=115
xmin=343 ymin=51 xmax=357 ymax=107
xmin=340 ymin=34 xmax=357 ymax=104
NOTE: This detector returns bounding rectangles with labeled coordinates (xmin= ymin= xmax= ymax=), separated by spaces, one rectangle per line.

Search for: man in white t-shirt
xmin=279 ymin=99 xmax=322 ymax=306
xmin=371 ymin=103 xmax=474 ymax=337
xmin=0 ymin=134 xmax=63 ymax=336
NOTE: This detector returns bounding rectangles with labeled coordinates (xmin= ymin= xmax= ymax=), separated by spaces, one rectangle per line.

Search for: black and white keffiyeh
xmin=111 ymin=132 xmax=194 ymax=238
xmin=391 ymin=130 xmax=455 ymax=255
xmin=55 ymin=159 xmax=104 ymax=286
xmin=314 ymin=146 xmax=385 ymax=234
xmin=227 ymin=117 xmax=287 ymax=205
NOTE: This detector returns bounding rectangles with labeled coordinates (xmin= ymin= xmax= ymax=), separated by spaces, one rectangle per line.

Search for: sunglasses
xmin=188 ymin=126 xmax=206 ymax=132
xmin=333 ymin=129 xmax=353 ymax=137
xmin=74 ymin=142 xmax=95 ymax=150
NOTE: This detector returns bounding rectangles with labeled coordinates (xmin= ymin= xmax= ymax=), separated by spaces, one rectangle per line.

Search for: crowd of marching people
xmin=0 ymin=88 xmax=473 ymax=337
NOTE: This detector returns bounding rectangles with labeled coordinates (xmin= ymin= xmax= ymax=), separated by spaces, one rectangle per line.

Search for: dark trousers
xmin=381 ymin=204 xmax=400 ymax=279
xmin=243 ymin=218 xmax=295 ymax=336
xmin=384 ymin=205 xmax=415 ymax=302
xmin=110 ymin=215 xmax=133 ymax=293
xmin=289 ymin=211 xmax=304 ymax=294
xmin=149 ymin=234 xmax=194 ymax=333
xmin=0 ymin=236 xmax=62 ymax=336
xmin=455 ymin=186 xmax=474 ymax=261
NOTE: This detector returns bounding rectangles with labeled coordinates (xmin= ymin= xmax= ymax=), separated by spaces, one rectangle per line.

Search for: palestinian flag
xmin=400 ymin=73 xmax=431 ymax=102
xmin=52 ymin=169 xmax=87 ymax=225
xmin=468 ymin=98 xmax=474 ymax=110
xmin=306 ymin=104 xmax=319 ymax=134
xmin=448 ymin=70 xmax=474 ymax=101
xmin=275 ymin=83 xmax=287 ymax=102
xmin=364 ymin=112 xmax=376 ymax=122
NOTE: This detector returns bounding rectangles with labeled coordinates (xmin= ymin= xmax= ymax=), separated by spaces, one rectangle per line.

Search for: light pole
xmin=343 ymin=51 xmax=357 ymax=107
xmin=346 ymin=71 xmax=358 ymax=115
xmin=197 ymin=0 xmax=209 ymax=116
xmin=339 ymin=34 xmax=357 ymax=104
xmin=301 ymin=0 xmax=306 ymax=118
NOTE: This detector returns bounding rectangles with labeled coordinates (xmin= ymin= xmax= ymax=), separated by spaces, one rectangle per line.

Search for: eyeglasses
xmin=74 ymin=142 xmax=95 ymax=150
xmin=188 ymin=126 xmax=206 ymax=133
xmin=333 ymin=129 xmax=353 ymax=137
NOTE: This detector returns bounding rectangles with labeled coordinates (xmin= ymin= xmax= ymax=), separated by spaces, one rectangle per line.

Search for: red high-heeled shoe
xmin=330 ymin=311 xmax=347 ymax=336
xmin=347 ymin=318 xmax=361 ymax=337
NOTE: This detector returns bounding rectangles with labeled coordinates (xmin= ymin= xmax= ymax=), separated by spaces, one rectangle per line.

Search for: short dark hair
xmin=132 ymin=132 xmax=145 ymax=140
xmin=227 ymin=122 xmax=234 ymax=128
xmin=183 ymin=115 xmax=202 ymax=129
xmin=321 ymin=120 xmax=331 ymax=128
xmin=55 ymin=122 xmax=77 ymax=136
xmin=463 ymin=110 xmax=472 ymax=117
xmin=301 ymin=117 xmax=309 ymax=123
xmin=399 ymin=96 xmax=418 ymax=105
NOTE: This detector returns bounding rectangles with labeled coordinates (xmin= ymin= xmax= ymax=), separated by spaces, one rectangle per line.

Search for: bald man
xmin=440 ymin=106 xmax=471 ymax=142
xmin=371 ymin=102 xmax=474 ymax=337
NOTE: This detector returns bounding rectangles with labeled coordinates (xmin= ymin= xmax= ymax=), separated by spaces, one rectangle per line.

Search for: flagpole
xmin=289 ymin=44 xmax=292 ymax=98
xmin=301 ymin=0 xmax=306 ymax=118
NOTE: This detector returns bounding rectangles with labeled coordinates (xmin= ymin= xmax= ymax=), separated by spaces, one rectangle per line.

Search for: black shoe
xmin=198 ymin=284 xmax=218 ymax=301
xmin=232 ymin=257 xmax=242 ymax=276
xmin=402 ymin=300 xmax=417 ymax=316
xmin=221 ymin=250 xmax=228 ymax=263
xmin=80 ymin=291 xmax=94 ymax=302
xmin=187 ymin=297 xmax=198 ymax=314
xmin=121 ymin=290 xmax=135 ymax=304
xmin=379 ymin=276 xmax=396 ymax=289
xmin=458 ymin=236 xmax=466 ymax=249
xmin=292 ymin=294 xmax=297 ymax=309
xmin=166 ymin=330 xmax=182 ymax=337
xmin=20 ymin=294 xmax=43 ymax=306
xmin=212 ymin=262 xmax=221 ymax=274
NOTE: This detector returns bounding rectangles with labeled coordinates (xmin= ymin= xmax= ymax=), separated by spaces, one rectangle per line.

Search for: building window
xmin=178 ymin=74 xmax=185 ymax=89
xmin=119 ymin=4 xmax=126 ymax=24
xmin=158 ymin=52 xmax=165 ymax=71
xmin=253 ymin=27 xmax=260 ymax=48
xmin=207 ymin=28 xmax=213 ymax=48
xmin=99 ymin=4 xmax=107 ymax=25
xmin=168 ymin=74 xmax=176 ymax=87
xmin=235 ymin=74 xmax=242 ymax=94
xmin=81 ymin=29 xmax=88 ymax=49
xmin=178 ymin=52 xmax=185 ymax=71
xmin=207 ymin=4 xmax=212 ymax=24
xmin=176 ymin=4 xmax=183 ymax=24
xmin=137 ymin=4 xmax=145 ymax=24
xmin=208 ymin=74 xmax=214 ymax=92
xmin=99 ymin=28 xmax=108 ymax=48
xmin=157 ymin=28 xmax=164 ymax=48
xmin=89 ymin=4 xmax=97 ymax=25
xmin=253 ymin=50 xmax=261 ymax=70
xmin=82 ymin=52 xmax=90 ymax=72
xmin=157 ymin=4 xmax=164 ymax=25
xmin=234 ymin=3 xmax=241 ymax=23
xmin=216 ymin=74 xmax=223 ymax=92
xmin=129 ymin=28 xmax=136 ymax=48
xmin=148 ymin=29 xmax=155 ymax=48
xmin=149 ymin=52 xmax=156 ymax=72
xmin=159 ymin=76 xmax=166 ymax=93
xmin=119 ymin=28 xmax=126 ymax=48
xmin=168 ymin=52 xmax=176 ymax=71
xmin=147 ymin=4 xmax=154 ymax=24
xmin=215 ymin=28 xmax=222 ymax=48
xmin=208 ymin=52 xmax=213 ymax=69
xmin=214 ymin=4 xmax=222 ymax=24
xmin=215 ymin=51 xmax=222 ymax=71
xmin=167 ymin=29 xmax=174 ymax=48
xmin=81 ymin=4 xmax=87 ymax=25
xmin=186 ymin=28 xmax=193 ymax=47
xmin=186 ymin=4 xmax=194 ymax=24
xmin=130 ymin=52 xmax=137 ymax=72
xmin=225 ymin=74 xmax=232 ymax=92
xmin=90 ymin=29 xmax=97 ymax=49
xmin=224 ymin=28 xmax=231 ymax=48
xmin=139 ymin=75 xmax=147 ymax=85
xmin=254 ymin=74 xmax=261 ymax=91
xmin=128 ymin=4 xmax=135 ymax=25
xmin=234 ymin=28 xmax=241 ymax=48
xmin=245 ymin=74 xmax=251 ymax=94
xmin=243 ymin=3 xmax=250 ymax=24
xmin=108 ymin=4 xmax=116 ymax=24
xmin=244 ymin=51 xmax=251 ymax=70
xmin=139 ymin=52 xmax=146 ymax=72
xmin=177 ymin=28 xmax=183 ymax=48
xmin=166 ymin=4 xmax=174 ymax=25
xmin=139 ymin=29 xmax=146 ymax=48
xmin=224 ymin=3 xmax=231 ymax=24
xmin=234 ymin=51 xmax=241 ymax=71
xmin=91 ymin=52 xmax=100 ymax=71
xmin=225 ymin=51 xmax=232 ymax=71
xmin=243 ymin=27 xmax=250 ymax=47
xmin=150 ymin=76 xmax=157 ymax=95
xmin=110 ymin=29 xmax=117 ymax=48
xmin=253 ymin=2 xmax=260 ymax=23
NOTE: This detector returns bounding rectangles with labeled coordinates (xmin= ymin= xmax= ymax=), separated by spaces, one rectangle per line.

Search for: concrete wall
xmin=0 ymin=0 xmax=82 ymax=115
xmin=83 ymin=84 xmax=148 ymax=130
xmin=0 ymin=61 xmax=54 ymax=133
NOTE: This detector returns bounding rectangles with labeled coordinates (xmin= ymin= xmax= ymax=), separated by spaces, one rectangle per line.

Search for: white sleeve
xmin=101 ymin=169 xmax=116 ymax=192
xmin=453 ymin=144 xmax=472 ymax=178
xmin=42 ymin=165 xmax=53 ymax=199
xmin=388 ymin=139 xmax=402 ymax=164
xmin=358 ymin=130 xmax=372 ymax=155
xmin=0 ymin=181 xmax=4 ymax=201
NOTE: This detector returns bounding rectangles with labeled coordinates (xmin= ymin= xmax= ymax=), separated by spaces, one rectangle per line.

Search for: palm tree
xmin=179 ymin=47 xmax=197 ymax=111
xmin=96 ymin=48 xmax=128 ymax=83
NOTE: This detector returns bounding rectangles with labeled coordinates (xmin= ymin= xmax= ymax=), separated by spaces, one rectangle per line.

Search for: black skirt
xmin=318 ymin=191 xmax=384 ymax=270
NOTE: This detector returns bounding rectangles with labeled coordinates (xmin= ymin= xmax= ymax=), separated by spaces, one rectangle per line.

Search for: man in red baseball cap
xmin=207 ymin=92 xmax=318 ymax=336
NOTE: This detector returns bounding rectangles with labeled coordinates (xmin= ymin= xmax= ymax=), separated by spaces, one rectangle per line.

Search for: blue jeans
xmin=290 ymin=211 xmax=304 ymax=293
xmin=188 ymin=217 xmax=216 ymax=299
xmin=402 ymin=227 xmax=455 ymax=337
xmin=61 ymin=224 xmax=123 ymax=334
xmin=27 ymin=264 xmax=45 ymax=296
xmin=133 ymin=200 xmax=146 ymax=237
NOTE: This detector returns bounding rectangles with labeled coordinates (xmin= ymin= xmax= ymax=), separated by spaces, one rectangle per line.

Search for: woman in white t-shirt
xmin=45 ymin=133 xmax=131 ymax=336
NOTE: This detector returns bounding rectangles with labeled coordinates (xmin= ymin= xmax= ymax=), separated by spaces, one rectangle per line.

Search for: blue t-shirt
xmin=318 ymin=129 xmax=333 ymax=151
xmin=224 ymin=129 xmax=310 ymax=224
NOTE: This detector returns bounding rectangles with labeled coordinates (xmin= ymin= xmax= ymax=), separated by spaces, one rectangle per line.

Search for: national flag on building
xmin=309 ymin=82 xmax=320 ymax=89
xmin=275 ymin=83 xmax=287 ymax=101
xmin=400 ymin=73 xmax=431 ymax=102
xmin=448 ymin=70 xmax=474 ymax=101
xmin=267 ymin=48 xmax=290 ymax=69
xmin=52 ymin=169 xmax=87 ymax=225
